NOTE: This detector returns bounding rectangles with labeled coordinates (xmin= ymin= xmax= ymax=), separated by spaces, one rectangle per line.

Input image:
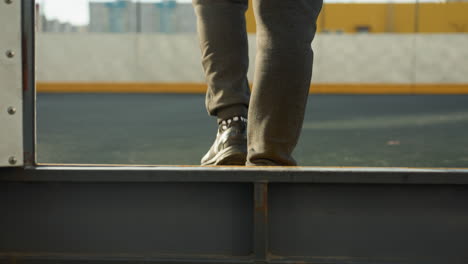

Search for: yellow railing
xmin=246 ymin=2 xmax=468 ymax=33
xmin=37 ymin=83 xmax=468 ymax=94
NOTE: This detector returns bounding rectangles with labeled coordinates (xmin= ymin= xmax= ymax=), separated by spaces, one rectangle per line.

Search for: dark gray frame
xmin=2 ymin=1 xmax=468 ymax=263
xmin=22 ymin=0 xmax=36 ymax=167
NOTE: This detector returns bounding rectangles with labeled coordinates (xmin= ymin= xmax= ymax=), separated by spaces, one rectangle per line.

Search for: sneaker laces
xmin=220 ymin=116 xmax=247 ymax=131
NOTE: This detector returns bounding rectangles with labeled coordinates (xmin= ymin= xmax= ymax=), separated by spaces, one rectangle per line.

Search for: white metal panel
xmin=0 ymin=0 xmax=23 ymax=167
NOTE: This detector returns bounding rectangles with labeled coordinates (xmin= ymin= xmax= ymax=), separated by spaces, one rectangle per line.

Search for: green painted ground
xmin=37 ymin=94 xmax=468 ymax=168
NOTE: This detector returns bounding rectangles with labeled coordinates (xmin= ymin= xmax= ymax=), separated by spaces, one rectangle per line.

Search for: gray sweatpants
xmin=193 ymin=0 xmax=323 ymax=166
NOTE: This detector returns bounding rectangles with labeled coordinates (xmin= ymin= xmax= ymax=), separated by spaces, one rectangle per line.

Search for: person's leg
xmin=247 ymin=0 xmax=323 ymax=166
xmin=193 ymin=0 xmax=250 ymax=165
xmin=193 ymin=0 xmax=250 ymax=122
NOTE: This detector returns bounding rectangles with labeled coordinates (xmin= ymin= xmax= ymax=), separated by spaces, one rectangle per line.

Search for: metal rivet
xmin=6 ymin=50 xmax=15 ymax=58
xmin=5 ymin=0 xmax=12 ymax=4
xmin=9 ymin=156 xmax=17 ymax=165
xmin=7 ymin=106 xmax=16 ymax=115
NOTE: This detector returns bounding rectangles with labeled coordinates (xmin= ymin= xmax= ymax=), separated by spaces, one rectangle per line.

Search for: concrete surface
xmin=36 ymin=33 xmax=468 ymax=84
xmin=37 ymin=94 xmax=468 ymax=167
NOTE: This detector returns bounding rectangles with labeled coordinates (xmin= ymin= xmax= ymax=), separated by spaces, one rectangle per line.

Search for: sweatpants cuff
xmin=216 ymin=104 xmax=248 ymax=123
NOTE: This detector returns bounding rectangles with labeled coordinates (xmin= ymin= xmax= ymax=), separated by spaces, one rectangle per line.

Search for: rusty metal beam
xmin=1 ymin=175 xmax=467 ymax=264
xmin=254 ymin=183 xmax=269 ymax=263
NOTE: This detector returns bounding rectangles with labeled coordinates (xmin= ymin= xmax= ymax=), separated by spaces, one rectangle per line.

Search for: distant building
xmin=173 ymin=3 xmax=198 ymax=33
xmin=89 ymin=0 xmax=197 ymax=33
xmin=89 ymin=0 xmax=137 ymax=33
xmin=36 ymin=1 xmax=196 ymax=34
xmin=38 ymin=15 xmax=88 ymax=33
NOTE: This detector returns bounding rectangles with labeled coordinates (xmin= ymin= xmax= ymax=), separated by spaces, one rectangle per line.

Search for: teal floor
xmin=37 ymin=94 xmax=468 ymax=168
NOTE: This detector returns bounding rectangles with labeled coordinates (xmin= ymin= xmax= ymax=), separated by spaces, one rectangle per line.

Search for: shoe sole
xmin=202 ymin=145 xmax=247 ymax=166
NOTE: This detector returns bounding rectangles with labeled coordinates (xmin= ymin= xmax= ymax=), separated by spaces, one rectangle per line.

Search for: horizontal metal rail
xmin=2 ymin=165 xmax=468 ymax=184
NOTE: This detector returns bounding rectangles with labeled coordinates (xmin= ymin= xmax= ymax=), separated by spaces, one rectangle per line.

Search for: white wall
xmin=36 ymin=33 xmax=468 ymax=84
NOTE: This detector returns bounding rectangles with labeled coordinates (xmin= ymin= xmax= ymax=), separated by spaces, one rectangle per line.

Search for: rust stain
xmin=23 ymin=151 xmax=35 ymax=166
xmin=255 ymin=184 xmax=268 ymax=213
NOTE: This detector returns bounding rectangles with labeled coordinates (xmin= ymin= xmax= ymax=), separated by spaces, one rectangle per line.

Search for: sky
xmin=37 ymin=0 xmax=444 ymax=26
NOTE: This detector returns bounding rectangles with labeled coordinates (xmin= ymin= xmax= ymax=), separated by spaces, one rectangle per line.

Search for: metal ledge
xmin=0 ymin=254 xmax=419 ymax=264
xmin=1 ymin=165 xmax=468 ymax=184
xmin=0 ymin=254 xmax=253 ymax=264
